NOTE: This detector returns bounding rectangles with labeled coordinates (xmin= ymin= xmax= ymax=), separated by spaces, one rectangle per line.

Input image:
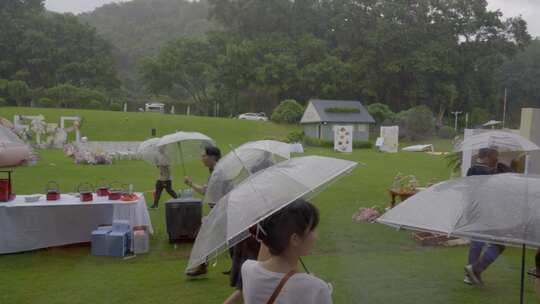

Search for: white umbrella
xmin=156 ymin=131 xmax=214 ymax=174
xmin=455 ymin=131 xmax=540 ymax=153
xmin=137 ymin=138 xmax=167 ymax=165
xmin=204 ymin=140 xmax=291 ymax=207
xmin=377 ymin=174 xmax=540 ymax=303
xmin=186 ymin=155 xmax=357 ymax=272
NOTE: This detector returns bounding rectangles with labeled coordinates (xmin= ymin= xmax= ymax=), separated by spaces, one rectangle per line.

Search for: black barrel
xmin=165 ymin=198 xmax=202 ymax=243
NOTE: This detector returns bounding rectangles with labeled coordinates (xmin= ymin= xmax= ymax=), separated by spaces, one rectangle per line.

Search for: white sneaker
xmin=463 ymin=275 xmax=473 ymax=285
xmin=464 ymin=264 xmax=484 ymax=286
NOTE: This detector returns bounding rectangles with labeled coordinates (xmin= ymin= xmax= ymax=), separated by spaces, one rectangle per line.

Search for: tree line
xmin=139 ymin=0 xmax=534 ymax=127
xmin=1 ymin=0 xmax=539 ymax=128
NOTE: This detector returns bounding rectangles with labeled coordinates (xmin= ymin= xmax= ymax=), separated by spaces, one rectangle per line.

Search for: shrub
xmin=367 ymin=103 xmax=395 ymax=124
xmin=304 ymin=136 xmax=333 ymax=147
xmin=0 ymin=97 xmax=6 ymax=107
xmin=109 ymin=103 xmax=122 ymax=111
xmin=304 ymin=136 xmax=373 ymax=149
xmin=353 ymin=141 xmax=373 ymax=149
xmin=271 ymin=99 xmax=304 ymax=123
xmin=286 ymin=131 xmax=304 ymax=143
xmin=38 ymin=97 xmax=58 ymax=108
xmin=470 ymin=107 xmax=491 ymax=126
xmin=397 ymin=105 xmax=436 ymax=140
xmin=438 ymin=125 xmax=456 ymax=139
xmin=87 ymin=100 xmax=103 ymax=109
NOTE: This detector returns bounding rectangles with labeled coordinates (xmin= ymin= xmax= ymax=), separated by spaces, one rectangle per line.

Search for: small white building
xmin=145 ymin=102 xmax=165 ymax=114
xmin=300 ymin=99 xmax=375 ymax=141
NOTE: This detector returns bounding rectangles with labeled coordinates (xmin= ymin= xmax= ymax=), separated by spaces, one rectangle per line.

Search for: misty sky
xmin=45 ymin=0 xmax=540 ymax=37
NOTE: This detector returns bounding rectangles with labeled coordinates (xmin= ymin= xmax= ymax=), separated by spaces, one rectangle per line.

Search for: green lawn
xmin=0 ymin=108 xmax=537 ymax=303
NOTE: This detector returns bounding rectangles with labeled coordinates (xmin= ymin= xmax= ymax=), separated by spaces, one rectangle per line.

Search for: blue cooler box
xmin=91 ymin=228 xmax=111 ymax=256
xmin=107 ymin=231 xmax=131 ymax=257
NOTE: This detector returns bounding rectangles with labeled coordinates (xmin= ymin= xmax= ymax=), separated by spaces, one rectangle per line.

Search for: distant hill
xmin=79 ymin=0 xmax=217 ymax=84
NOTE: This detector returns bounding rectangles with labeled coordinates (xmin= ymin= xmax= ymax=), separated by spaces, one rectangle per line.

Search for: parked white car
xmin=238 ymin=112 xmax=268 ymax=121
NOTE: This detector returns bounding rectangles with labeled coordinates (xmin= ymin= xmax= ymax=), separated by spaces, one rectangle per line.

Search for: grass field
xmin=0 ymin=107 xmax=537 ymax=304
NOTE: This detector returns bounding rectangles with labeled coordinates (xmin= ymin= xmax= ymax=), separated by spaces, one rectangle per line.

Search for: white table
xmin=0 ymin=193 xmax=152 ymax=254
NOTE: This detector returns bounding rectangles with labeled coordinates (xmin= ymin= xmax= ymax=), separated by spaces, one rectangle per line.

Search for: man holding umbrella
xmin=184 ymin=145 xmax=222 ymax=196
xmin=464 ymin=147 xmax=510 ymax=285
xmin=184 ymin=145 xmax=221 ymax=278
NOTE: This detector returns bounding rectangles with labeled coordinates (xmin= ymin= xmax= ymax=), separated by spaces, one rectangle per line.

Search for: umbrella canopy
xmin=204 ymin=140 xmax=291 ymax=206
xmin=455 ymin=131 xmax=540 ymax=153
xmin=377 ymin=173 xmax=540 ymax=304
xmin=187 ymin=155 xmax=357 ymax=271
xmin=377 ymin=174 xmax=540 ymax=247
xmin=137 ymin=138 xmax=168 ymax=165
xmin=156 ymin=131 xmax=214 ymax=167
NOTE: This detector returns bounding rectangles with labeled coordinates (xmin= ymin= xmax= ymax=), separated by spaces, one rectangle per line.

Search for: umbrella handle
xmin=179 ymin=142 xmax=187 ymax=177
xmin=299 ymin=257 xmax=310 ymax=274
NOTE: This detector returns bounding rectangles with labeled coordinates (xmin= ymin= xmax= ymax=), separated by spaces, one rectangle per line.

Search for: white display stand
xmin=520 ymin=108 xmax=540 ymax=174
xmin=334 ymin=125 xmax=353 ymax=153
xmin=380 ymin=126 xmax=399 ymax=153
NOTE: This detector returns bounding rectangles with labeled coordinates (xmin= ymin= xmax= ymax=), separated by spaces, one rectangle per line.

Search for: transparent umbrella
xmin=186 ymin=155 xmax=357 ymax=272
xmin=204 ymin=140 xmax=291 ymax=207
xmin=377 ymin=174 xmax=540 ymax=304
xmin=138 ymin=138 xmax=169 ymax=165
xmin=455 ymin=131 xmax=540 ymax=153
xmin=156 ymin=131 xmax=214 ymax=175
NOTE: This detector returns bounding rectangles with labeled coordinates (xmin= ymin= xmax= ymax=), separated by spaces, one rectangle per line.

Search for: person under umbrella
xmin=184 ymin=145 xmax=221 ymax=196
xmin=184 ymin=156 xmax=357 ymax=302
xmin=184 ymin=145 xmax=221 ymax=277
xmin=241 ymin=199 xmax=332 ymax=304
xmin=220 ymin=141 xmax=291 ymax=304
xmin=150 ymin=146 xmax=178 ymax=209
xmin=377 ymin=173 xmax=540 ymax=304
xmin=464 ymin=147 xmax=511 ymax=285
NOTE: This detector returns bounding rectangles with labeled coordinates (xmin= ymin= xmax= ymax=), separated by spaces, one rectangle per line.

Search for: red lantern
xmin=96 ymin=179 xmax=109 ymax=197
xmin=0 ymin=171 xmax=15 ymax=202
xmin=46 ymin=181 xmax=61 ymax=201
xmin=78 ymin=183 xmax=93 ymax=202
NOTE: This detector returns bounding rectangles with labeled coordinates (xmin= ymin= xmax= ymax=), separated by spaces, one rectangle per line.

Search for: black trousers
xmin=153 ymin=180 xmax=177 ymax=206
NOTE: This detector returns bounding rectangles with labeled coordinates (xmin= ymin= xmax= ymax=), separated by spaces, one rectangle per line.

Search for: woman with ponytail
xmin=240 ymin=199 xmax=332 ymax=304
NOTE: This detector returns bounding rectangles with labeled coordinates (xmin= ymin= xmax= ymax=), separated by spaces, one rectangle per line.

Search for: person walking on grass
xmin=150 ymin=148 xmax=177 ymax=209
xmin=464 ymin=147 xmax=511 ymax=285
xmin=241 ymin=199 xmax=332 ymax=304
xmin=184 ymin=145 xmax=221 ymax=278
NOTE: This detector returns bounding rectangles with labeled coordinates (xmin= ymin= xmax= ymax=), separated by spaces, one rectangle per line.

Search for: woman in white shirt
xmin=241 ymin=199 xmax=332 ymax=304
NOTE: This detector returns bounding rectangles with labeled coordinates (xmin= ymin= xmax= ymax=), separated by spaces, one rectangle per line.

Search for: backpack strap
xmin=266 ymin=270 xmax=296 ymax=304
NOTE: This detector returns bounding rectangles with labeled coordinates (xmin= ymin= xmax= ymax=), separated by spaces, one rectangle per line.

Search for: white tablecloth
xmin=0 ymin=193 xmax=152 ymax=254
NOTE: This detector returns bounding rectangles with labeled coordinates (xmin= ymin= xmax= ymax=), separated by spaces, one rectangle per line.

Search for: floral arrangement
xmin=64 ymin=143 xmax=112 ymax=165
xmin=391 ymin=172 xmax=419 ymax=193
xmin=353 ymin=206 xmax=382 ymax=223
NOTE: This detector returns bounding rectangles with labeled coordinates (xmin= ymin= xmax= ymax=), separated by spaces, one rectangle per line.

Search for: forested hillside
xmin=79 ymin=0 xmax=217 ymax=84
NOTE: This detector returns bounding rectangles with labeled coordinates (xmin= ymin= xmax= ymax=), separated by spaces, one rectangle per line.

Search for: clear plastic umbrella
xmin=156 ymin=131 xmax=214 ymax=174
xmin=204 ymin=140 xmax=291 ymax=207
xmin=455 ymin=131 xmax=540 ymax=152
xmin=377 ymin=174 xmax=540 ymax=303
xmin=186 ymin=155 xmax=358 ymax=272
xmin=138 ymin=138 xmax=170 ymax=165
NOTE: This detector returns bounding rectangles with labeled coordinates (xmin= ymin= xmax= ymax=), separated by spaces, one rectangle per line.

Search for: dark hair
xmin=478 ymin=148 xmax=497 ymax=159
xmin=258 ymin=199 xmax=319 ymax=256
xmin=204 ymin=146 xmax=221 ymax=161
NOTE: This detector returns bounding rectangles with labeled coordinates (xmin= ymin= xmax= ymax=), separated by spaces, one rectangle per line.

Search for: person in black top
xmin=464 ymin=148 xmax=510 ymax=285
